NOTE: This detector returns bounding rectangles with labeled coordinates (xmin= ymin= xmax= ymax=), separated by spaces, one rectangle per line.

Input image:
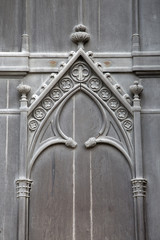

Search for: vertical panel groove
xmin=73 ymin=96 xmax=76 ymax=240
xmin=6 ymin=80 xmax=9 ymax=109
xmin=3 ymin=115 xmax=8 ymax=240
xmin=90 ymin=151 xmax=93 ymax=240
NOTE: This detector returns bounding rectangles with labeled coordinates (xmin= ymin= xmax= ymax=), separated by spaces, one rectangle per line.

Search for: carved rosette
xmin=122 ymin=119 xmax=133 ymax=131
xmin=131 ymin=178 xmax=147 ymax=197
xmin=59 ymin=77 xmax=73 ymax=92
xmin=16 ymin=179 xmax=32 ymax=198
xmin=98 ymin=87 xmax=111 ymax=101
xmin=28 ymin=57 xmax=133 ymax=134
xmin=71 ymin=62 xmax=91 ymax=82
xmin=28 ymin=119 xmax=39 ymax=131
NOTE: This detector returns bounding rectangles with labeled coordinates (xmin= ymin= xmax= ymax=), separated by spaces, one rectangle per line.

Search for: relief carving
xmin=50 ymin=88 xmax=62 ymax=101
xmin=88 ymin=77 xmax=102 ymax=91
xmin=33 ymin=107 xmax=46 ymax=120
xmin=71 ymin=62 xmax=91 ymax=82
xmin=59 ymin=77 xmax=73 ymax=92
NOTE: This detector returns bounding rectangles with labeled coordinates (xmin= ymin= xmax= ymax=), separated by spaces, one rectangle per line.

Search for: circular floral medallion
xmin=116 ymin=107 xmax=128 ymax=120
xmin=99 ymin=87 xmax=111 ymax=101
xmin=71 ymin=62 xmax=91 ymax=82
xmin=42 ymin=97 xmax=54 ymax=110
xmin=108 ymin=98 xmax=119 ymax=110
xmin=88 ymin=77 xmax=102 ymax=92
xmin=122 ymin=119 xmax=133 ymax=131
xmin=50 ymin=88 xmax=62 ymax=101
xmin=59 ymin=77 xmax=73 ymax=92
xmin=33 ymin=107 xmax=46 ymax=120
xmin=28 ymin=119 xmax=39 ymax=131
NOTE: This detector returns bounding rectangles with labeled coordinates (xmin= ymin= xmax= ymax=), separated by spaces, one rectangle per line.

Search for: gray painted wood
xmin=0 ymin=116 xmax=7 ymax=239
xmin=29 ymin=146 xmax=73 ymax=240
xmin=0 ymin=0 xmax=22 ymax=52
xmin=3 ymin=116 xmax=19 ymax=240
xmin=140 ymin=0 xmax=160 ymax=51
xmin=0 ymin=0 xmax=160 ymax=239
xmin=74 ymin=92 xmax=102 ymax=240
xmin=92 ymin=145 xmax=135 ymax=240
xmin=142 ymin=114 xmax=160 ymax=240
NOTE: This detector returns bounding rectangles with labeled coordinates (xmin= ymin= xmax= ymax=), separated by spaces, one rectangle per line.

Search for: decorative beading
xmin=131 ymin=178 xmax=147 ymax=197
xmin=16 ymin=179 xmax=32 ymax=198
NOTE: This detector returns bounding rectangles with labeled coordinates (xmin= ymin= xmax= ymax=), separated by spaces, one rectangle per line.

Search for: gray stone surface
xmin=0 ymin=1 xmax=160 ymax=240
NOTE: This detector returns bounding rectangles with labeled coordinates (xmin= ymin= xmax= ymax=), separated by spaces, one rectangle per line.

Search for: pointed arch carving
xmin=15 ymin=23 xmax=147 ymax=240
xmin=26 ymin=49 xmax=134 ymax=178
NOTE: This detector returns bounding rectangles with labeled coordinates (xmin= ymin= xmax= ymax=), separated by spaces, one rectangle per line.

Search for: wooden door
xmin=28 ymin=90 xmax=135 ymax=240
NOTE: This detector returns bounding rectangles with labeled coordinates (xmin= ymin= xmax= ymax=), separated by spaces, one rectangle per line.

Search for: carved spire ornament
xmin=17 ymin=84 xmax=31 ymax=102
xmin=130 ymin=80 xmax=143 ymax=100
xmin=70 ymin=24 xmax=90 ymax=49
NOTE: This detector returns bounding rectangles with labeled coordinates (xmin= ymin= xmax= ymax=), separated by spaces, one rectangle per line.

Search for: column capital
xmin=16 ymin=178 xmax=33 ymax=198
xmin=131 ymin=178 xmax=147 ymax=198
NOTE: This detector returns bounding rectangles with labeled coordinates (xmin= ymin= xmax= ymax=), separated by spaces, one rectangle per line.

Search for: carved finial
xmin=17 ymin=84 xmax=31 ymax=101
xmin=130 ymin=80 xmax=143 ymax=99
xmin=70 ymin=24 xmax=90 ymax=49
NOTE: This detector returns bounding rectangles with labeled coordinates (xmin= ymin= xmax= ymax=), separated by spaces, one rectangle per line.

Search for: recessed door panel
xmin=29 ymin=91 xmax=134 ymax=240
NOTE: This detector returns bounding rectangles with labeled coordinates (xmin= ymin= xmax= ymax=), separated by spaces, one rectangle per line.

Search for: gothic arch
xmin=16 ymin=45 xmax=147 ymax=240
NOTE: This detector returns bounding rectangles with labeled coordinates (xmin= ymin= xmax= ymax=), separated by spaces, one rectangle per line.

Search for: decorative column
xmin=16 ymin=84 xmax=32 ymax=240
xmin=130 ymin=80 xmax=147 ymax=240
xmin=132 ymin=0 xmax=140 ymax=51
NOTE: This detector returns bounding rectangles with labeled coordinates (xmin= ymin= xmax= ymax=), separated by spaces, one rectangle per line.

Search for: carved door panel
xmin=28 ymin=91 xmax=135 ymax=240
xmin=16 ymin=49 xmax=146 ymax=240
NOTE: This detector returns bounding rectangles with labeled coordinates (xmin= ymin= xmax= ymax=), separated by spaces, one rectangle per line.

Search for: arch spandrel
xmin=27 ymin=50 xmax=134 ymax=173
